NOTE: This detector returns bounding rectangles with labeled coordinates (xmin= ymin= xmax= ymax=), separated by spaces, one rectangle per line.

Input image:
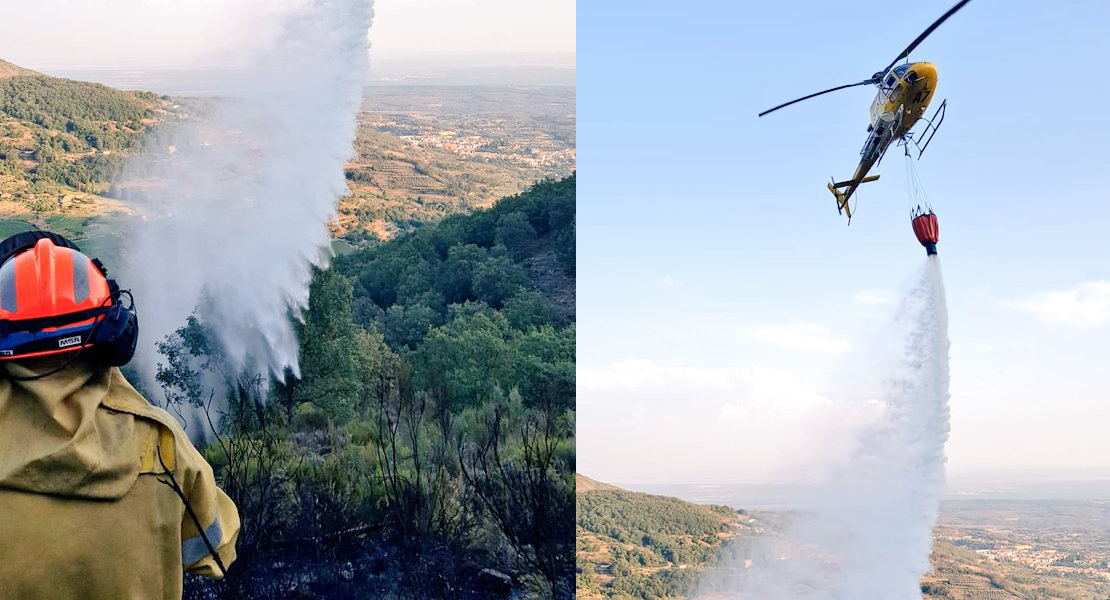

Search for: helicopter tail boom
xmin=828 ymin=174 xmax=881 ymax=221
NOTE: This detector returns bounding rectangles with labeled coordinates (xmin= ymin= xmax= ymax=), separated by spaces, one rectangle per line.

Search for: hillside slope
xmin=577 ymin=480 xmax=1110 ymax=600
xmin=576 ymin=476 xmax=758 ymax=600
xmin=0 ymin=59 xmax=173 ymax=229
xmin=577 ymin=474 xmax=620 ymax=493
xmin=1 ymin=65 xmax=573 ymax=248
xmin=335 ymin=173 xmax=575 ymax=344
xmin=0 ymin=59 xmax=38 ymax=78
xmin=171 ymin=175 xmax=576 ymax=598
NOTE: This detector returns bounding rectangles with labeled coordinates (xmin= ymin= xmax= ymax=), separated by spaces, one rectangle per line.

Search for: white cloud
xmin=578 ymin=359 xmax=740 ymax=392
xmin=854 ymin=289 xmax=895 ymax=306
xmin=720 ymin=403 xmax=748 ymax=420
xmin=577 ymin=360 xmax=880 ymax=483
xmin=750 ymin=323 xmax=851 ymax=353
xmin=661 ymin=275 xmax=677 ymax=287
xmin=579 ymin=360 xmax=832 ymax=412
xmin=1008 ymin=281 xmax=1110 ymax=327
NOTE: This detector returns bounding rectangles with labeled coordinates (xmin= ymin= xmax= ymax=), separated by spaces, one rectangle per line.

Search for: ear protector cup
xmin=90 ymin=293 xmax=139 ymax=367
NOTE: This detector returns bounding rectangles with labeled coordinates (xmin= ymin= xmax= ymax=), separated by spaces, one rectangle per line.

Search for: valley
xmin=0 ymin=60 xmax=575 ymax=251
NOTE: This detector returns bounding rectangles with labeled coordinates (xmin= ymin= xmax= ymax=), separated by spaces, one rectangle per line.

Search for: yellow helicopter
xmin=759 ymin=0 xmax=972 ymax=221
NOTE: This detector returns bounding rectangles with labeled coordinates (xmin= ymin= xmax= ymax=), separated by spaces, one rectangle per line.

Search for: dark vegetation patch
xmin=160 ymin=177 xmax=576 ymax=599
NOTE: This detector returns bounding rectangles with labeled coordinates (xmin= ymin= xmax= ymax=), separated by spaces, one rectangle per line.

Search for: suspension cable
xmin=904 ymin=151 xmax=932 ymax=216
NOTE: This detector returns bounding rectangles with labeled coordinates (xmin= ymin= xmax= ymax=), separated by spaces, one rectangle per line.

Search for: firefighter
xmin=0 ymin=231 xmax=239 ymax=599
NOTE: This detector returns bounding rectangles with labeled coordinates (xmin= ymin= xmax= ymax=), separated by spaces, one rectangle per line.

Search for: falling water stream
xmin=699 ymin=258 xmax=951 ymax=599
xmin=117 ymin=0 xmax=372 ymax=418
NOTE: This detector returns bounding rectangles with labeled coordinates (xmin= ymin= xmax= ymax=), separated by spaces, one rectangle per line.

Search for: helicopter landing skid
xmin=900 ymin=99 xmax=947 ymax=160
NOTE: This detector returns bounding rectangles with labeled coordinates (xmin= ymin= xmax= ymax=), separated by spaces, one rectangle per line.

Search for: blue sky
xmin=577 ymin=0 xmax=1110 ymax=484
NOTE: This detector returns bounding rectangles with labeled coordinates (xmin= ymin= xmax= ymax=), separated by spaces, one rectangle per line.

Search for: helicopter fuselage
xmin=869 ymin=61 xmax=937 ymax=141
xmin=830 ymin=62 xmax=939 ymax=219
xmin=758 ymin=0 xmax=972 ymax=223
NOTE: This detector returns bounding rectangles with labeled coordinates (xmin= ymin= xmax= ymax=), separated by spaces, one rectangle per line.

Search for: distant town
xmin=359 ymin=84 xmax=574 ymax=173
xmin=923 ymin=500 xmax=1110 ymax=599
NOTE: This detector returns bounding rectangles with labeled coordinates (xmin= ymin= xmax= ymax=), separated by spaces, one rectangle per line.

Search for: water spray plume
xmin=118 ymin=0 xmax=373 ymax=397
xmin=700 ymin=258 xmax=950 ymax=599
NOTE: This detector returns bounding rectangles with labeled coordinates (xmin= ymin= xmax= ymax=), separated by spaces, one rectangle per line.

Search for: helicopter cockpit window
xmin=881 ymin=64 xmax=911 ymax=98
xmin=893 ymin=64 xmax=915 ymax=92
xmin=881 ymin=73 xmax=899 ymax=99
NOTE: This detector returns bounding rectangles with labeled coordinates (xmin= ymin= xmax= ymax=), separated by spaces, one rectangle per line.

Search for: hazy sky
xmin=578 ymin=0 xmax=1110 ymax=485
xmin=371 ymin=0 xmax=574 ymax=61
xmin=0 ymin=0 xmax=575 ymax=69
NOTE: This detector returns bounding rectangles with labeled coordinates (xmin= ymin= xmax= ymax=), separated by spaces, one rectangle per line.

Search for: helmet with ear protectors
xmin=0 ymin=231 xmax=137 ymax=366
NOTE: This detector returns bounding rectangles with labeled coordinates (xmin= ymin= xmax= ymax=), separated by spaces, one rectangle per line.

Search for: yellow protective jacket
xmin=0 ymin=358 xmax=240 ymax=599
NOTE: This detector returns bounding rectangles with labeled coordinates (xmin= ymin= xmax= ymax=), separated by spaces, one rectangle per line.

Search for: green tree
xmin=276 ymin=268 xmax=388 ymax=422
xmin=380 ymin=303 xmax=438 ymax=349
xmin=414 ymin=303 xmax=513 ymax=409
xmin=473 ymin=252 xmax=528 ymax=307
xmin=503 ymin=288 xmax=559 ymax=330
xmin=496 ymin=211 xmax=537 ymax=260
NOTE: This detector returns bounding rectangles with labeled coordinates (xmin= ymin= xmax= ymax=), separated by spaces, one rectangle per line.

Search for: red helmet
xmin=0 ymin=232 xmax=137 ymax=364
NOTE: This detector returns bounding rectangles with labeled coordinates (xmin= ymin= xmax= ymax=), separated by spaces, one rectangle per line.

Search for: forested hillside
xmin=0 ymin=62 xmax=171 ymax=221
xmin=156 ymin=176 xmax=576 ymax=599
xmin=576 ymin=475 xmax=758 ymax=600
xmin=0 ymin=62 xmax=574 ymax=250
xmin=335 ymin=172 xmax=575 ymax=357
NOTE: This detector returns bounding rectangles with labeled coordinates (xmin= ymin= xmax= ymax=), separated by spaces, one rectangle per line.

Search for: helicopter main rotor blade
xmin=758 ymin=80 xmax=873 ymax=117
xmin=879 ymin=0 xmax=973 ymax=76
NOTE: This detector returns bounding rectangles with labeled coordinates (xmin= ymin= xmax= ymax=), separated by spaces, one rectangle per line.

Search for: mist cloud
xmin=118 ymin=0 xmax=373 ymax=405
